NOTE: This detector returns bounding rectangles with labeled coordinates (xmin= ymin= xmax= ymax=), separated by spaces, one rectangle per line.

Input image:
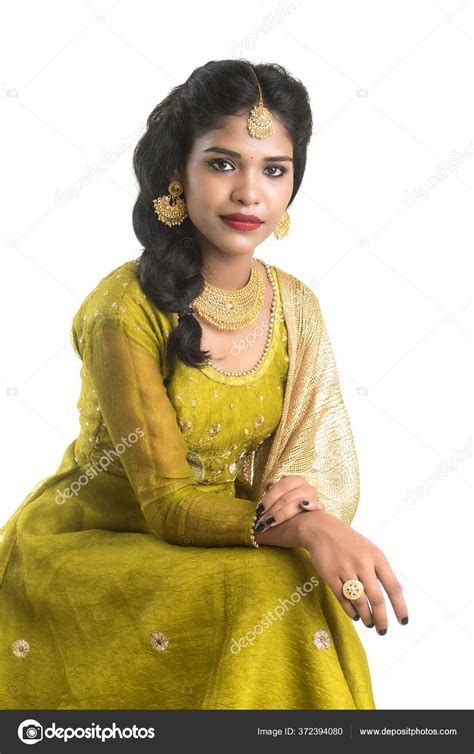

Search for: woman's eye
xmin=264 ymin=165 xmax=288 ymax=177
xmin=208 ymin=159 xmax=288 ymax=178
xmin=208 ymin=159 xmax=233 ymax=171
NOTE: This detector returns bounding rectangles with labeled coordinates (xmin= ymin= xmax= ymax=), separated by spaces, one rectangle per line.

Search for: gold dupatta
xmin=236 ymin=265 xmax=360 ymax=527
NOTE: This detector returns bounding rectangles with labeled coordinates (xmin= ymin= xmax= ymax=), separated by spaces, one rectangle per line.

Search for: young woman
xmin=0 ymin=59 xmax=408 ymax=710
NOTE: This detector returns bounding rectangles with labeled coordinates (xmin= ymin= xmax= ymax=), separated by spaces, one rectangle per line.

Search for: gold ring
xmin=342 ymin=579 xmax=365 ymax=601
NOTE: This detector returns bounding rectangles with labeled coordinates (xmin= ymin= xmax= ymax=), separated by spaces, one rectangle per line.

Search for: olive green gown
xmin=0 ymin=259 xmax=376 ymax=710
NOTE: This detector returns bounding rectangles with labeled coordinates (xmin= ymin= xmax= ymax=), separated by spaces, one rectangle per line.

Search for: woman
xmin=0 ymin=59 xmax=408 ymax=710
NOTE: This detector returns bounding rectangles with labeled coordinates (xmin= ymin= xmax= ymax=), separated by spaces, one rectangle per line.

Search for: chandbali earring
xmin=273 ymin=210 xmax=290 ymax=240
xmin=152 ymin=180 xmax=188 ymax=227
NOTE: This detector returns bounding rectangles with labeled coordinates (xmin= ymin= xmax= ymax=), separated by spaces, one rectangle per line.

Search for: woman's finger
xmin=374 ymin=553 xmax=409 ymax=625
xmin=258 ymin=496 xmax=324 ymax=522
xmin=255 ymin=478 xmax=306 ymax=518
xmin=357 ymin=569 xmax=388 ymax=633
xmin=255 ymin=498 xmax=325 ymax=532
xmin=299 ymin=499 xmax=325 ymax=512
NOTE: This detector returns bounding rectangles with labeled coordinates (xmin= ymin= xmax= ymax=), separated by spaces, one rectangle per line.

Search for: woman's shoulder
xmin=70 ymin=258 xmax=171 ymax=360
xmin=75 ymin=258 xmax=143 ymax=311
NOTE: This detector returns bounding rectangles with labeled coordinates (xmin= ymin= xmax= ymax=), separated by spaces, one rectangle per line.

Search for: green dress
xmin=0 ymin=258 xmax=376 ymax=710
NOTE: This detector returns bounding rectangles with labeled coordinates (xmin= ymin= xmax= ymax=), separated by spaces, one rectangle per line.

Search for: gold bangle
xmin=250 ymin=513 xmax=260 ymax=548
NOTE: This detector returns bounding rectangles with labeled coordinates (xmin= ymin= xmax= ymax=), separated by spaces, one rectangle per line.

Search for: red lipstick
xmin=220 ymin=213 xmax=263 ymax=231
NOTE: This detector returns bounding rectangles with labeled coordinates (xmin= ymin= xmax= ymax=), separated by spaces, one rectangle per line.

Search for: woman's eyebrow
xmin=202 ymin=146 xmax=293 ymax=162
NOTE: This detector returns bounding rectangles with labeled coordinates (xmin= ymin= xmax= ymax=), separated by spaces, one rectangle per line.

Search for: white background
xmin=0 ymin=0 xmax=472 ymax=710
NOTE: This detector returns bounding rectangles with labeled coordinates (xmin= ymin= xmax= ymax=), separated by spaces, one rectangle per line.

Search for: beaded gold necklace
xmin=205 ymin=260 xmax=277 ymax=377
xmin=192 ymin=259 xmax=264 ymax=331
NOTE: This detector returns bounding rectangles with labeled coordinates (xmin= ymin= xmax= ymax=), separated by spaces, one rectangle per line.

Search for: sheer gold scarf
xmin=235 ymin=265 xmax=360 ymax=526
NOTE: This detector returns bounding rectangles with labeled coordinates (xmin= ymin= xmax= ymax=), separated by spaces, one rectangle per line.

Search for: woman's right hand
xmin=299 ymin=510 xmax=409 ymax=635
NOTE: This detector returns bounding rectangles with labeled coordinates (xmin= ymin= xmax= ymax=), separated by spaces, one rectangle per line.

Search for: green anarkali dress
xmin=0 ymin=258 xmax=376 ymax=710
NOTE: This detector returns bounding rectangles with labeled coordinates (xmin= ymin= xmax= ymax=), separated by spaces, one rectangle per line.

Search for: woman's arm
xmin=85 ymin=320 xmax=258 ymax=548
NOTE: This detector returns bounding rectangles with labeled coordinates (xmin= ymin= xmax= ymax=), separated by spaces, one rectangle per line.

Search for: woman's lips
xmin=220 ymin=216 xmax=263 ymax=231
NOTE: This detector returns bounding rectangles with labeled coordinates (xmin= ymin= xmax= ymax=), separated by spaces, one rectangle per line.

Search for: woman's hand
xmin=299 ymin=510 xmax=409 ymax=634
xmin=254 ymin=476 xmax=325 ymax=533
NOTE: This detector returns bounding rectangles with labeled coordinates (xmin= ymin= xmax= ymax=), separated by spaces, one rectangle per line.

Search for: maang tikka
xmin=152 ymin=65 xmax=290 ymax=240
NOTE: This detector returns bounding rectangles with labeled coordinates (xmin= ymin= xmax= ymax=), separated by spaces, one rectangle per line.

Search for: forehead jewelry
xmin=247 ymin=66 xmax=273 ymax=140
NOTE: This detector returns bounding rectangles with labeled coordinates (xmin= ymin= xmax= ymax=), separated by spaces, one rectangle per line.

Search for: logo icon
xmin=18 ymin=719 xmax=43 ymax=745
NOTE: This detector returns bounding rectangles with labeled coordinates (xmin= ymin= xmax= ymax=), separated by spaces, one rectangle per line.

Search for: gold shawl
xmin=235 ymin=265 xmax=360 ymax=527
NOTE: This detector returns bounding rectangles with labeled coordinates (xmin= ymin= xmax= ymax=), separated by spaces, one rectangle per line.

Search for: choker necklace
xmin=192 ymin=259 xmax=265 ymax=331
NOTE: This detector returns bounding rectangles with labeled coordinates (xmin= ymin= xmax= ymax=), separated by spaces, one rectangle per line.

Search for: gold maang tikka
xmin=246 ymin=65 xmax=274 ymax=140
xmin=247 ymin=66 xmax=289 ymax=239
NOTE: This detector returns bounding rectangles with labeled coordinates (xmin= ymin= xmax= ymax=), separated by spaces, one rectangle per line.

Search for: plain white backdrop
xmin=0 ymin=0 xmax=472 ymax=710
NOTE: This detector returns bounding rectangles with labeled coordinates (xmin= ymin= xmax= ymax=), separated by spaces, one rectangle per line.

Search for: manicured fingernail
xmin=367 ymin=622 xmax=375 ymax=629
xmin=255 ymin=502 xmax=265 ymax=516
xmin=352 ymin=615 xmax=360 ymax=621
xmin=378 ymin=628 xmax=387 ymax=635
xmin=263 ymin=516 xmax=275 ymax=526
xmin=302 ymin=500 xmax=310 ymax=506
xmin=254 ymin=521 xmax=265 ymax=533
xmin=401 ymin=616 xmax=409 ymax=625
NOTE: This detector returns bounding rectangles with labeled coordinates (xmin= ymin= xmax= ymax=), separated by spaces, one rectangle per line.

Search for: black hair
xmin=132 ymin=59 xmax=313 ymax=385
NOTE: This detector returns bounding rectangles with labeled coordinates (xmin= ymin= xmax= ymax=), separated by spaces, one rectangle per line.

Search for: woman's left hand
xmin=255 ymin=476 xmax=325 ymax=532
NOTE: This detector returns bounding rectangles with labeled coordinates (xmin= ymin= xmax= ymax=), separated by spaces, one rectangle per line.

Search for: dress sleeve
xmin=83 ymin=295 xmax=259 ymax=548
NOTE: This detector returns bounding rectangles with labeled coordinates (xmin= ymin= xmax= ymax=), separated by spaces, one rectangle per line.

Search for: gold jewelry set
xmin=151 ymin=65 xmax=290 ymax=330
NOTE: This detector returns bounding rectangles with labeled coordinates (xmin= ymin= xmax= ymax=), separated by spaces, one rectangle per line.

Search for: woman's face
xmin=172 ymin=111 xmax=294 ymax=258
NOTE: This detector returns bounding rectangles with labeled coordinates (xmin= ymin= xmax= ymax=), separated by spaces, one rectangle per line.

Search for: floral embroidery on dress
xmin=150 ymin=631 xmax=169 ymax=652
xmin=312 ymin=629 xmax=331 ymax=651
xmin=11 ymin=639 xmax=30 ymax=658
xmin=179 ymin=418 xmax=193 ymax=434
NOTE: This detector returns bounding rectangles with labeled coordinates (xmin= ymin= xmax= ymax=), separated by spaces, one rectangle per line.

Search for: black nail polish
xmin=264 ymin=516 xmax=275 ymax=526
xmin=378 ymin=628 xmax=387 ymax=635
xmin=352 ymin=615 xmax=360 ymax=621
xmin=255 ymin=502 xmax=265 ymax=516
xmin=367 ymin=622 xmax=375 ymax=629
xmin=254 ymin=521 xmax=265 ymax=533
xmin=401 ymin=616 xmax=409 ymax=625
xmin=302 ymin=500 xmax=310 ymax=506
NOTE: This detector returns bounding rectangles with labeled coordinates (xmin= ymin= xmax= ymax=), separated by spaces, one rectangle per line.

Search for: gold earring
xmin=152 ymin=180 xmax=188 ymax=227
xmin=273 ymin=210 xmax=290 ymax=240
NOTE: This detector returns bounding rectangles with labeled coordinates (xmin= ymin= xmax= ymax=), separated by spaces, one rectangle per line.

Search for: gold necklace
xmin=192 ymin=259 xmax=265 ymax=330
